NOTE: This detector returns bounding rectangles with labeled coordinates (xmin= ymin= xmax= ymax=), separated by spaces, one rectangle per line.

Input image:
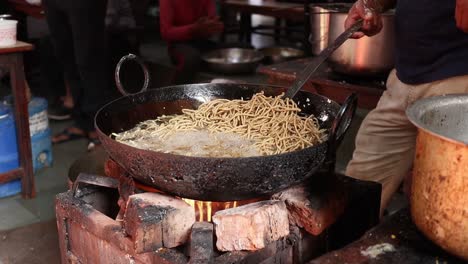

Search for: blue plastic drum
xmin=0 ymin=104 xmax=19 ymax=173
xmin=0 ymin=103 xmax=21 ymax=198
xmin=0 ymin=97 xmax=53 ymax=198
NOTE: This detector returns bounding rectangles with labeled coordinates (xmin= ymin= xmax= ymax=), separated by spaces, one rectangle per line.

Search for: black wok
xmin=95 ymin=54 xmax=357 ymax=201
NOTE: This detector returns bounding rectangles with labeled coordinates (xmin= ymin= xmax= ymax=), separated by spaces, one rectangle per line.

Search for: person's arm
xmin=159 ymin=0 xmax=197 ymax=42
xmin=205 ymin=0 xmax=224 ymax=33
xmin=345 ymin=0 xmax=396 ymax=38
xmin=159 ymin=0 xmax=223 ymax=41
xmin=361 ymin=0 xmax=396 ymax=13
xmin=456 ymin=0 xmax=468 ymax=33
xmin=207 ymin=0 xmax=218 ymax=18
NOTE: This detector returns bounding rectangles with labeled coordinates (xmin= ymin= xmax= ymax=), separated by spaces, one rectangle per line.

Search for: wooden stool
xmin=0 ymin=41 xmax=35 ymax=198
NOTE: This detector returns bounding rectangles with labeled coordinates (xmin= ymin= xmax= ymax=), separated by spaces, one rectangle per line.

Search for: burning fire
xmin=105 ymin=159 xmax=261 ymax=222
xmin=182 ymin=199 xmax=239 ymax=222
xmin=131 ymin=177 xmax=254 ymax=222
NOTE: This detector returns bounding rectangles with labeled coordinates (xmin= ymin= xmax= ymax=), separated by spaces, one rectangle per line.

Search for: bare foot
xmin=87 ymin=131 xmax=102 ymax=151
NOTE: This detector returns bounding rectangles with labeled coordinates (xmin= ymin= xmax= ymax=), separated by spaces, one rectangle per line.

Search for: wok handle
xmin=115 ymin=53 xmax=150 ymax=96
xmin=327 ymin=93 xmax=358 ymax=164
xmin=72 ymin=173 xmax=119 ymax=197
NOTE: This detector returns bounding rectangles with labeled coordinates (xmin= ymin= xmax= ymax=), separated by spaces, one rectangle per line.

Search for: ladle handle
xmin=115 ymin=53 xmax=150 ymax=96
xmin=326 ymin=93 xmax=358 ymax=171
xmin=284 ymin=19 xmax=363 ymax=99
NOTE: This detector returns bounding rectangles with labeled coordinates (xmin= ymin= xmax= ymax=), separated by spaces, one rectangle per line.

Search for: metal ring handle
xmin=114 ymin=53 xmax=150 ymax=96
xmin=327 ymin=93 xmax=358 ymax=158
xmin=72 ymin=173 xmax=119 ymax=198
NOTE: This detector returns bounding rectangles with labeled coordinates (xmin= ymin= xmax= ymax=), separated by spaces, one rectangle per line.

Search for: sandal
xmin=87 ymin=137 xmax=102 ymax=151
xmin=52 ymin=127 xmax=86 ymax=144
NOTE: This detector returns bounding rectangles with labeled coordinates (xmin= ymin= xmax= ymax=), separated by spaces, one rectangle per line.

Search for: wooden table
xmin=0 ymin=41 xmax=35 ymax=199
xmin=221 ymin=0 xmax=309 ymax=46
xmin=259 ymin=58 xmax=385 ymax=110
xmin=222 ymin=0 xmax=305 ymax=20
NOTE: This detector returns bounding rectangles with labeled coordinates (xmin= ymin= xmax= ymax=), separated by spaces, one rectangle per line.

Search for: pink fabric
xmin=159 ymin=0 xmax=217 ymax=42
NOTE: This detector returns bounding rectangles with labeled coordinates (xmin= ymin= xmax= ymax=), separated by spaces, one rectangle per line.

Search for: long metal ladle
xmin=284 ymin=20 xmax=363 ymax=99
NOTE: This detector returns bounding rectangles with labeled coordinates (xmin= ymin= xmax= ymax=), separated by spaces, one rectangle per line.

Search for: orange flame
xmin=126 ymin=173 xmax=261 ymax=222
xmin=182 ymin=199 xmax=239 ymax=222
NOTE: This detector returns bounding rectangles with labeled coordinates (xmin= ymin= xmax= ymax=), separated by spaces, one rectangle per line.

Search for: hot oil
xmin=124 ymin=130 xmax=261 ymax=158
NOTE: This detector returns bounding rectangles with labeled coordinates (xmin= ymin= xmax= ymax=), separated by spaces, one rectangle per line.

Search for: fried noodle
xmin=114 ymin=92 xmax=326 ymax=156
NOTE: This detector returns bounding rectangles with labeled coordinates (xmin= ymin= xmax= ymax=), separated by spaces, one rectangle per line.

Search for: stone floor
xmin=0 ymin=219 xmax=59 ymax=264
xmin=0 ymin=119 xmax=82 ymax=232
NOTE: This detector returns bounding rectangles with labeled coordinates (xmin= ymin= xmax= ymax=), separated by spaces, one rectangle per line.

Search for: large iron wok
xmin=95 ymin=54 xmax=357 ymax=201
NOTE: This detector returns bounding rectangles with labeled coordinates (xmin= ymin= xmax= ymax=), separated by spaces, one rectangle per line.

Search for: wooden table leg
xmin=239 ymin=13 xmax=252 ymax=43
xmin=274 ymin=18 xmax=282 ymax=43
xmin=9 ymin=53 xmax=35 ymax=199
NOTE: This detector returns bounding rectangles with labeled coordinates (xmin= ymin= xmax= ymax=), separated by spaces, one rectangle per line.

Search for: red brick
xmin=272 ymin=183 xmax=346 ymax=236
xmin=124 ymin=192 xmax=195 ymax=253
xmin=188 ymin=222 xmax=214 ymax=263
xmin=212 ymin=200 xmax=289 ymax=251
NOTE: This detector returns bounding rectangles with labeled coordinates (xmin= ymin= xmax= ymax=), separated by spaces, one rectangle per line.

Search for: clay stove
xmin=55 ymin=159 xmax=380 ymax=264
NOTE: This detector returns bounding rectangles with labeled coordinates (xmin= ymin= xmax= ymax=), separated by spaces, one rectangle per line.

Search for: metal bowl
xmin=258 ymin=47 xmax=305 ymax=64
xmin=202 ymin=48 xmax=264 ymax=74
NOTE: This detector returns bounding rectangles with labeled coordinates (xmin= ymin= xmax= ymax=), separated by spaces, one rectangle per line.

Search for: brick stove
xmin=56 ymin=159 xmax=381 ymax=264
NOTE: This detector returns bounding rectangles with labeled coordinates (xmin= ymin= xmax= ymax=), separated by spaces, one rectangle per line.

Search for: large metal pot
xmin=309 ymin=4 xmax=346 ymax=56
xmin=406 ymin=94 xmax=468 ymax=260
xmin=309 ymin=5 xmax=331 ymax=56
xmin=325 ymin=5 xmax=395 ymax=76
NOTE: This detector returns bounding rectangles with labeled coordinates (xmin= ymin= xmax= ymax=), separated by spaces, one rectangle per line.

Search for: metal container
xmin=309 ymin=4 xmax=356 ymax=56
xmin=309 ymin=5 xmax=333 ymax=56
xmin=406 ymin=94 xmax=468 ymax=260
xmin=258 ymin=46 xmax=305 ymax=64
xmin=326 ymin=7 xmax=395 ymax=76
xmin=201 ymin=48 xmax=264 ymax=74
xmin=97 ymin=54 xmax=358 ymax=201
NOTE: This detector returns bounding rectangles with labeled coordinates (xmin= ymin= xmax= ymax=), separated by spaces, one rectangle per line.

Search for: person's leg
xmin=346 ymin=70 xmax=417 ymax=216
xmin=62 ymin=79 xmax=74 ymax=109
xmin=38 ymin=36 xmax=76 ymax=121
xmin=66 ymin=0 xmax=109 ymax=134
xmin=43 ymin=0 xmax=85 ymax=139
xmin=408 ymin=74 xmax=468 ymax=102
xmin=170 ymin=43 xmax=202 ymax=85
xmin=346 ymin=70 xmax=468 ymax=216
xmin=38 ymin=35 xmax=65 ymax=103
